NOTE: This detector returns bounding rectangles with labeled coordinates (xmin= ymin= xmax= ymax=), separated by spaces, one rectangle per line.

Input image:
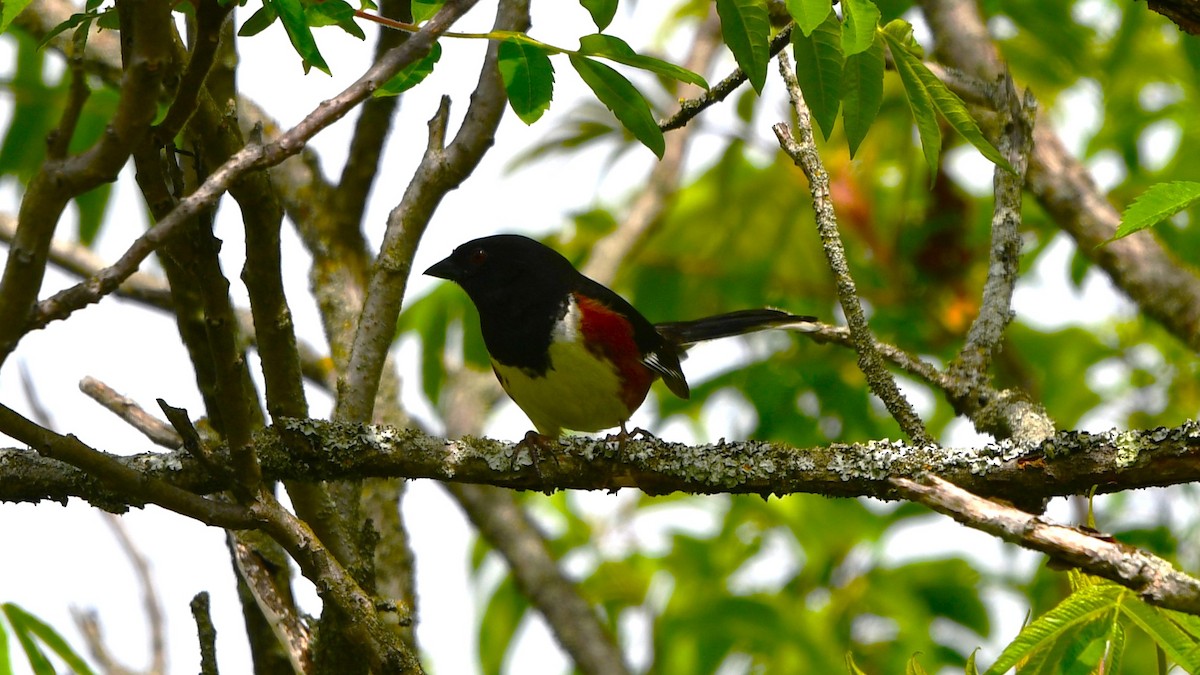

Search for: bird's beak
xmin=424 ymin=256 xmax=457 ymax=280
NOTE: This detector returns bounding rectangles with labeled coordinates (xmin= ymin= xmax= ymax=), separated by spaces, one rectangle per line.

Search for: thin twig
xmin=659 ymin=24 xmax=794 ymax=132
xmin=772 ymin=52 xmax=932 ymax=445
xmin=79 ymin=377 xmax=182 ymax=449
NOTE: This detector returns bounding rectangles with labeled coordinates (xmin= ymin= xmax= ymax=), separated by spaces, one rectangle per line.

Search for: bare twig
xmin=772 ymin=53 xmax=932 ymax=445
xmin=0 ymin=212 xmax=173 ymax=309
xmin=190 ymin=592 xmax=220 ymax=675
xmin=79 ymin=377 xmax=182 ymax=449
xmin=893 ymin=474 xmax=1200 ymax=614
xmin=72 ymin=609 xmax=139 ymax=675
xmin=659 ymin=24 xmax=794 ymax=132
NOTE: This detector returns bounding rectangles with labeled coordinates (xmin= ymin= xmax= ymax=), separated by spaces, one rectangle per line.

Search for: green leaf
xmin=1 ymin=0 xmax=37 ymax=34
xmin=841 ymin=31 xmax=883 ymax=157
xmin=306 ymin=0 xmax=365 ymax=40
xmin=715 ymin=0 xmax=770 ymax=94
xmin=238 ymin=3 xmax=277 ymax=36
xmin=1100 ymin=612 xmax=1126 ymax=675
xmin=0 ymin=605 xmax=93 ymax=675
xmin=375 ymin=42 xmax=442 ymax=96
xmin=270 ymin=0 xmax=330 ymax=74
xmin=882 ymin=26 xmax=941 ymax=182
xmin=75 ymin=183 xmax=111 ymax=246
xmin=411 ymin=0 xmax=443 ymax=23
xmin=791 ymin=10 xmax=843 ymax=140
xmin=498 ymin=38 xmax=555 ymax=124
xmin=785 ymin=0 xmax=832 ymax=37
xmin=578 ymin=33 xmax=708 ymax=89
xmin=964 ymin=648 xmax=980 ymax=675
xmin=1111 ymin=181 xmax=1200 ymax=241
xmin=569 ymin=54 xmax=664 ymax=158
xmin=36 ymin=12 xmax=95 ymax=48
xmin=1120 ymin=599 xmax=1200 ymax=672
xmin=905 ymin=653 xmax=928 ymax=675
xmin=983 ymin=584 xmax=1124 ymax=675
xmin=478 ymin=578 xmax=527 ymax=675
xmin=95 ymin=8 xmax=119 ymax=29
xmin=0 ymin=610 xmax=12 ymax=675
xmin=580 ymin=0 xmax=617 ymax=31
xmin=840 ymin=0 xmax=880 ymax=56
xmin=2 ymin=605 xmax=54 ymax=675
xmin=883 ymin=19 xmax=1012 ymax=175
xmin=845 ymin=652 xmax=867 ymax=675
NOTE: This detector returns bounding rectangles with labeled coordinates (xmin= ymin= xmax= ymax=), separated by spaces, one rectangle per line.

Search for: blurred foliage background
xmin=2 ymin=0 xmax=1199 ymax=671
xmin=396 ymin=0 xmax=1200 ymax=671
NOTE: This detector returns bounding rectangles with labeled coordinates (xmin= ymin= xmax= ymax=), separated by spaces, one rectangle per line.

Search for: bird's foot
xmin=517 ymin=430 xmax=559 ymax=493
xmin=605 ymin=423 xmax=658 ymax=466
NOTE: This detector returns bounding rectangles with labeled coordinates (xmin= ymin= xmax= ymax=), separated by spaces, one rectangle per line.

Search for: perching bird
xmin=425 ymin=234 xmax=819 ymax=439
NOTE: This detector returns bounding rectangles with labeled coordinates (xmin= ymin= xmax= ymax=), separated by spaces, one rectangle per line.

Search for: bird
xmin=424 ymin=234 xmax=819 ymax=440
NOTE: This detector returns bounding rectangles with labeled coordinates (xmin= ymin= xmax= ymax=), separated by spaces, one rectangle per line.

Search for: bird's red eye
xmin=469 ymin=248 xmax=488 ymax=266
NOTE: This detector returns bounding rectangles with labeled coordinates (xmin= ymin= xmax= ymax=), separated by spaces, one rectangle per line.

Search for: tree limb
xmin=6 ymin=417 xmax=1200 ymax=514
xmin=893 ymin=473 xmax=1200 ymax=615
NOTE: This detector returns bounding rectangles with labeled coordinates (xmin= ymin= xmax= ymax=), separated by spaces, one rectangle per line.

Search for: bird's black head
xmin=424 ymin=234 xmax=577 ymax=307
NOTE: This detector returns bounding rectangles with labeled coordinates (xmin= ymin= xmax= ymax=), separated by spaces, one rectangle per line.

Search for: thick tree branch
xmin=6 ymin=418 xmax=1199 ymax=513
xmin=893 ymin=474 xmax=1200 ymax=615
xmin=773 ymin=54 xmax=932 ymax=445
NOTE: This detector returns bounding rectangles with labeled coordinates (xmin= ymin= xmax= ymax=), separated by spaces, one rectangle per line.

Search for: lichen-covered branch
xmin=6 ymin=417 xmax=1199 ymax=513
xmin=773 ymin=53 xmax=932 ymax=445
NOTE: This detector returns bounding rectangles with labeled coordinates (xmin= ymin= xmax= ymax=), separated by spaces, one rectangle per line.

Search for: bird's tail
xmin=655 ymin=309 xmax=819 ymax=347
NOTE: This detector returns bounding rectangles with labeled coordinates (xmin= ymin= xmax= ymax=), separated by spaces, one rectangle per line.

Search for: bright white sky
xmin=0 ymin=2 xmax=1144 ymax=674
